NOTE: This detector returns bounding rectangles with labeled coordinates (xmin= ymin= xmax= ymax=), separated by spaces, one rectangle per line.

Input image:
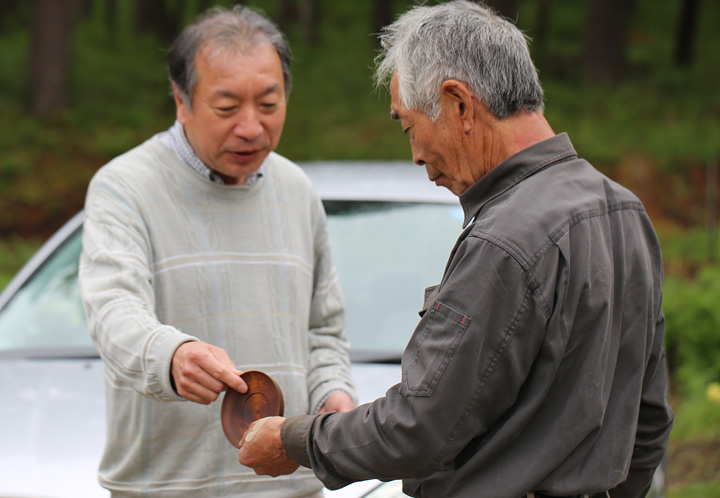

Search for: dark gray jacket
xmin=283 ymin=133 xmax=673 ymax=498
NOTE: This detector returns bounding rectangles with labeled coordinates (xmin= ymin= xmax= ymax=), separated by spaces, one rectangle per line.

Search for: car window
xmin=325 ymin=201 xmax=463 ymax=360
xmin=0 ymin=227 xmax=89 ymax=353
xmin=0 ymin=201 xmax=463 ymax=359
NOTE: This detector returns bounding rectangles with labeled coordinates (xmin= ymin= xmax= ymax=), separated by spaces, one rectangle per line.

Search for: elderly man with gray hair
xmin=238 ymin=1 xmax=673 ymax=497
xmin=79 ymin=5 xmax=356 ymax=497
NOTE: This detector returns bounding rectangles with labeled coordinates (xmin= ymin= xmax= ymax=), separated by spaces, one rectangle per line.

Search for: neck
xmin=494 ymin=111 xmax=555 ymax=162
xmin=464 ymin=110 xmax=554 ymax=186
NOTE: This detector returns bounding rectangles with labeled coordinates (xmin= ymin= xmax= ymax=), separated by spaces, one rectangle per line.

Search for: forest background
xmin=0 ymin=0 xmax=719 ymax=496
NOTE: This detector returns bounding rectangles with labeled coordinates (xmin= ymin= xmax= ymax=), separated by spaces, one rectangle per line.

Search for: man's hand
xmin=318 ymin=391 xmax=356 ymax=414
xmin=238 ymin=417 xmax=299 ymax=476
xmin=171 ymin=341 xmax=247 ymax=404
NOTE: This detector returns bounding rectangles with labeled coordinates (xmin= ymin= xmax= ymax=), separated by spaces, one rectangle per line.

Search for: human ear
xmin=440 ymin=79 xmax=475 ymax=133
xmin=172 ymin=82 xmax=190 ymax=124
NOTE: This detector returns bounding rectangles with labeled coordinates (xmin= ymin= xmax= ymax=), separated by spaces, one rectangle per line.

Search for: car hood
xmin=0 ymin=357 xmax=108 ymax=497
xmin=0 ymin=359 xmax=400 ymax=498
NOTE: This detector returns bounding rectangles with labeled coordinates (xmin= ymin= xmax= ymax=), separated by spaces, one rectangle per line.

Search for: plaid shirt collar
xmin=160 ymin=120 xmax=263 ymax=186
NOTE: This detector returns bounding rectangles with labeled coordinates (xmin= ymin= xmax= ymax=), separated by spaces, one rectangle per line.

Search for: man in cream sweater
xmin=79 ymin=6 xmax=356 ymax=497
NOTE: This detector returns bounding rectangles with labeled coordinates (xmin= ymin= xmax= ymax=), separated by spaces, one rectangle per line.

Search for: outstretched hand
xmin=238 ymin=416 xmax=299 ymax=476
xmin=171 ymin=341 xmax=247 ymax=404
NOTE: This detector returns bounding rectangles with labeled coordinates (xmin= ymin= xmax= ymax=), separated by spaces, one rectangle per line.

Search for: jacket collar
xmin=459 ymin=132 xmax=578 ymax=228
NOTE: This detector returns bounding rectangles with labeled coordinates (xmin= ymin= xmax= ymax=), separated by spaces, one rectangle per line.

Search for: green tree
xmin=29 ymin=0 xmax=77 ymax=114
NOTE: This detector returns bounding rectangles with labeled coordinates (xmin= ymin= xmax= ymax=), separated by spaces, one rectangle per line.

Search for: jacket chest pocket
xmin=403 ymin=286 xmax=470 ymax=397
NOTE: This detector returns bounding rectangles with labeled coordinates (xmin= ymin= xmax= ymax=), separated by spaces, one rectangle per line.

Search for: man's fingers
xmin=202 ymin=344 xmax=248 ymax=393
xmin=175 ymin=368 xmax=226 ymax=404
xmin=181 ymin=387 xmax=218 ymax=405
xmin=212 ymin=364 xmax=248 ymax=394
xmin=172 ymin=341 xmax=246 ymax=403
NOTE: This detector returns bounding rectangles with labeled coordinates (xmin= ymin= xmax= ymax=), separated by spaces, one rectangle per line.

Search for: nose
xmin=412 ymin=150 xmax=425 ymax=167
xmin=232 ymin=106 xmax=264 ymax=141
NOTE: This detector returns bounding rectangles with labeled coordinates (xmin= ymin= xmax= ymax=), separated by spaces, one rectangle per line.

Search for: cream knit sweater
xmin=79 ymin=134 xmax=355 ymax=497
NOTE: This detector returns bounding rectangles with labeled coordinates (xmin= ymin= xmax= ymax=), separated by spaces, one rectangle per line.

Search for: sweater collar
xmin=458 ymin=133 xmax=578 ymax=228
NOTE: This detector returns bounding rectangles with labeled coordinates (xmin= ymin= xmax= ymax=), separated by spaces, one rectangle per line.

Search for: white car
xmin=0 ymin=161 xmax=460 ymax=498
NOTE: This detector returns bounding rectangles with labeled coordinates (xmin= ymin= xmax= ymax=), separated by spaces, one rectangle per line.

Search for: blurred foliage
xmin=656 ymin=223 xmax=720 ymax=278
xmin=662 ymin=262 xmax=720 ymax=492
xmin=664 ymin=266 xmax=720 ymax=397
xmin=519 ymin=0 xmax=720 ymax=169
xmin=0 ymin=236 xmax=42 ymax=291
xmin=0 ymin=0 xmax=718 ymax=238
xmin=669 ymin=481 xmax=720 ymax=498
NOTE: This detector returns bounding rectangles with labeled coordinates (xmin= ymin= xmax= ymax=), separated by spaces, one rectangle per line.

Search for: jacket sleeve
xmin=305 ymin=196 xmax=357 ymax=413
xmin=610 ymin=307 xmax=673 ymax=498
xmin=284 ymin=235 xmax=546 ymax=488
xmin=78 ymin=169 xmax=196 ymax=402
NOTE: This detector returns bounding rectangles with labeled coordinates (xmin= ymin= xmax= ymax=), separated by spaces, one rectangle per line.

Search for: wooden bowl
xmin=221 ymin=370 xmax=284 ymax=448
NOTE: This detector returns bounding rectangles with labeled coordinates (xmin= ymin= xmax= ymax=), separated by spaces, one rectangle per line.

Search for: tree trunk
xmin=0 ymin=0 xmax=22 ymax=33
xmin=79 ymin=0 xmax=92 ymax=17
xmin=106 ymin=0 xmax=117 ymax=33
xmin=134 ymin=0 xmax=180 ymax=41
xmin=298 ymin=0 xmax=317 ymax=44
xmin=196 ymin=0 xmax=214 ymax=16
xmin=276 ymin=0 xmax=318 ymax=44
xmin=29 ymin=0 xmax=75 ymax=114
xmin=583 ymin=0 xmax=629 ymax=84
xmin=372 ymin=0 xmax=394 ymax=39
xmin=483 ymin=0 xmax=518 ymax=20
xmin=276 ymin=0 xmax=296 ymax=34
xmin=675 ymin=0 xmax=700 ymax=67
xmin=533 ymin=0 xmax=552 ymax=54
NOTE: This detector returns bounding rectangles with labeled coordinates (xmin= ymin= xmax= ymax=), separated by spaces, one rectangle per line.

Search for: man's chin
xmin=213 ymin=166 xmax=261 ymax=185
xmin=431 ymin=177 xmax=452 ymax=192
xmin=439 ymin=181 xmax=463 ymax=196
xmin=215 ymin=155 xmax=269 ymax=184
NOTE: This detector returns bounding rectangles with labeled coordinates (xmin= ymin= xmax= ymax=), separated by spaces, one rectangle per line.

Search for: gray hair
xmin=168 ymin=5 xmax=292 ymax=107
xmin=375 ymin=0 xmax=543 ymax=120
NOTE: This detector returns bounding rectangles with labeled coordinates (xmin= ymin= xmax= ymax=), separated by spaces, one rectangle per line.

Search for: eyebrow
xmin=212 ymin=84 xmax=282 ymax=100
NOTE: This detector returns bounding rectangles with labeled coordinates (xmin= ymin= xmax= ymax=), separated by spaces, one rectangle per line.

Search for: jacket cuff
xmin=281 ymin=414 xmax=319 ymax=468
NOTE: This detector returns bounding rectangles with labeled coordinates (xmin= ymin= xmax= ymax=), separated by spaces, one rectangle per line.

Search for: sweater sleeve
xmin=78 ymin=166 xmax=197 ymax=402
xmin=305 ymin=196 xmax=357 ymax=413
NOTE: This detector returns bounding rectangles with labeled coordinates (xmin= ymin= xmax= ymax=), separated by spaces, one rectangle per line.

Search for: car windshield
xmin=0 ymin=226 xmax=88 ymax=355
xmin=325 ymin=201 xmax=462 ymax=361
xmin=0 ymin=201 xmax=463 ymax=360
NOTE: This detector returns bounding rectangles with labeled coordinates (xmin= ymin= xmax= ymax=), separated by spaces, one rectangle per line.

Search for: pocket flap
xmin=418 ymin=284 xmax=440 ymax=317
